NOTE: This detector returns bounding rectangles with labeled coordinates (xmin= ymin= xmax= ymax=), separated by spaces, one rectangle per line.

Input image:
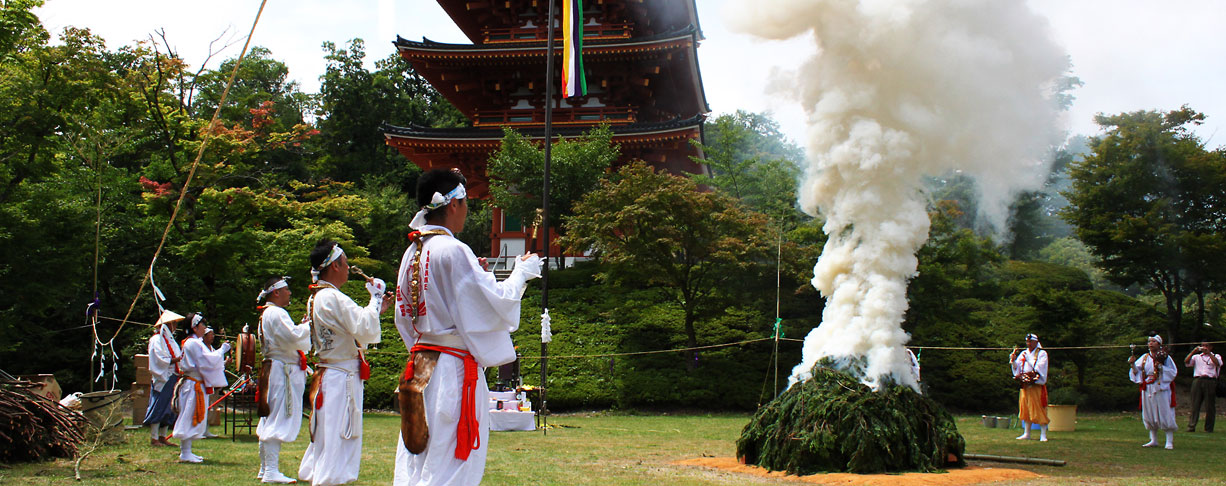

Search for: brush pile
xmin=0 ymin=380 xmax=87 ymax=463
xmin=738 ymin=364 xmax=964 ymax=474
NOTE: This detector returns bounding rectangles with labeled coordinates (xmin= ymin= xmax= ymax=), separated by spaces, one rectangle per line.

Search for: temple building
xmin=382 ymin=0 xmax=709 ymax=261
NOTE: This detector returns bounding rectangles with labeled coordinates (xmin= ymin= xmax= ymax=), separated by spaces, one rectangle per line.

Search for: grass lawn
xmin=1 ymin=411 xmax=1222 ymax=485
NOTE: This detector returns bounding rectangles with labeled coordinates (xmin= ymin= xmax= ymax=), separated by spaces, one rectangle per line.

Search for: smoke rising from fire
xmin=725 ymin=0 xmax=1070 ymax=389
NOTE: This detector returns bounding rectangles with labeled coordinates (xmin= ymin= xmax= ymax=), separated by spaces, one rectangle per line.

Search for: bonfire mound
xmin=737 ymin=365 xmax=965 ymax=475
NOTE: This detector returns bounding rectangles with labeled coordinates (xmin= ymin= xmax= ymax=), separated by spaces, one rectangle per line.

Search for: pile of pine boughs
xmin=737 ymin=363 xmax=965 ymax=474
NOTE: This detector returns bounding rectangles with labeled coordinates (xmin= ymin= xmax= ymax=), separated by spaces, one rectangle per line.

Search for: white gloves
xmin=366 ymin=278 xmax=387 ymax=298
xmin=220 ymin=342 xmax=232 ymax=354
xmin=503 ymin=254 xmax=542 ymax=297
xmin=514 ymin=254 xmax=543 ymax=279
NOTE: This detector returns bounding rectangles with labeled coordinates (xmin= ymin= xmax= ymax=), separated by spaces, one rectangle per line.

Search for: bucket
xmin=1047 ymin=404 xmax=1077 ymax=432
xmin=981 ymin=415 xmax=997 ymax=428
xmin=81 ymin=390 xmax=127 ymax=444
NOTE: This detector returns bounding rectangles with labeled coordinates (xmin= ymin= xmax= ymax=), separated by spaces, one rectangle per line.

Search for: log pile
xmin=0 ymin=380 xmax=87 ymax=463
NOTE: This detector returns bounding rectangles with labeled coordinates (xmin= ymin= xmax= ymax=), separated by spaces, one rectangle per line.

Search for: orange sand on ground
xmin=673 ymin=457 xmax=1042 ymax=485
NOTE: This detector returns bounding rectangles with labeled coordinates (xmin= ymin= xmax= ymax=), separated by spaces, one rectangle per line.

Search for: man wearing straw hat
xmin=392 ymin=168 xmax=541 ymax=486
xmin=1010 ymin=333 xmax=1049 ymax=441
xmin=1129 ymin=334 xmax=1178 ymax=449
xmin=144 ymin=309 xmax=185 ymax=447
xmin=255 ymin=276 xmax=310 ymax=483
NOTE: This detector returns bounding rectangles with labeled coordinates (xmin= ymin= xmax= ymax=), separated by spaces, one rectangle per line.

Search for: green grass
xmin=1 ymin=412 xmax=1222 ymax=485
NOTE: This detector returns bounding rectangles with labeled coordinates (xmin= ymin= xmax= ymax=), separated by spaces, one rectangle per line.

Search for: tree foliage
xmin=561 ymin=161 xmax=770 ymax=367
xmin=487 ymin=124 xmax=618 ymax=236
xmin=692 ymin=110 xmax=805 ymax=226
xmin=1061 ymin=106 xmax=1226 ymax=343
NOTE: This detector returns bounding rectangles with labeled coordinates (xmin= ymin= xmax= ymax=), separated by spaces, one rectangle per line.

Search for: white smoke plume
xmin=724 ymin=0 xmax=1070 ymax=390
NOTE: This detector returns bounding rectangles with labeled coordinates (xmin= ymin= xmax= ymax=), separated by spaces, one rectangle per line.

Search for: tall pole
xmin=539 ymin=0 xmax=557 ymax=434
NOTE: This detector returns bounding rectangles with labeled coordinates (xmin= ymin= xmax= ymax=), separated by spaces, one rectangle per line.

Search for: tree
xmin=1061 ymin=106 xmax=1226 ymax=343
xmin=487 ymin=124 xmax=618 ymax=247
xmin=311 ymin=39 xmax=464 ymax=187
xmin=560 ymin=162 xmax=770 ymax=368
xmin=692 ymin=110 xmax=805 ymax=226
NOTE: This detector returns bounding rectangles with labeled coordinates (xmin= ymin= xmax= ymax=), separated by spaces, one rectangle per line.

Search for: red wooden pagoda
xmin=382 ymin=0 xmax=710 ymax=261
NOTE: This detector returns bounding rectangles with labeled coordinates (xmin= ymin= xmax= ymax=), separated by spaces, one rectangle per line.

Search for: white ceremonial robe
xmin=172 ymin=336 xmax=230 ymax=441
xmin=298 ymin=284 xmax=382 ymax=486
xmin=257 ymin=304 xmax=312 ymax=443
xmin=393 ymin=225 xmax=539 ymax=486
xmin=148 ymin=326 xmax=182 ymax=394
xmin=1129 ymin=353 xmax=1178 ymax=430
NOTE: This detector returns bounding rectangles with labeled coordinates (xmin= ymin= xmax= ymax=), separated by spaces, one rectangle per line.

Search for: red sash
xmin=162 ymin=332 xmax=182 ymax=374
xmin=405 ymin=344 xmax=480 ymax=461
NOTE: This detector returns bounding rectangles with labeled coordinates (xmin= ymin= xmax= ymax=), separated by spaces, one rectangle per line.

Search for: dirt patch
xmin=673 ymin=457 xmax=1041 ymax=485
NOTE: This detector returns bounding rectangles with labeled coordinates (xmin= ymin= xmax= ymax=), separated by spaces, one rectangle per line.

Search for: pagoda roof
xmin=381 ymin=115 xmax=704 ymax=144
xmin=395 ymin=24 xmax=699 ymax=55
xmin=394 ymin=26 xmax=709 ymax=119
xmin=437 ymin=0 xmax=703 ymax=45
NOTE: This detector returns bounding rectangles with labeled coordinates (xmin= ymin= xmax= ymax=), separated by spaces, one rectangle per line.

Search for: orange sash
xmin=406 ymin=344 xmax=480 ymax=461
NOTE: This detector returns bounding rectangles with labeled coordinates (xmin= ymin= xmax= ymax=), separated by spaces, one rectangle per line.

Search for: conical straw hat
xmin=155 ymin=310 xmax=185 ymax=326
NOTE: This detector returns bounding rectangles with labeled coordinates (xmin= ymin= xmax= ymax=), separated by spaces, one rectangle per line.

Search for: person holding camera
xmin=1184 ymin=341 xmax=1221 ymax=432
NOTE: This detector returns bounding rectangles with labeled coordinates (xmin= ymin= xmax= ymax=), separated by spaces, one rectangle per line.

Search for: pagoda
xmin=382 ymin=0 xmax=709 ymax=261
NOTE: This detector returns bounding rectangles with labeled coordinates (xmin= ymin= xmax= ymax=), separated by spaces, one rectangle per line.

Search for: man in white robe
xmin=393 ymin=168 xmax=541 ymax=486
xmin=172 ymin=313 xmax=231 ymax=462
xmin=1128 ymin=334 xmax=1178 ymax=449
xmin=255 ymin=276 xmax=311 ymax=483
xmin=298 ymin=240 xmax=393 ymax=486
xmin=144 ymin=310 xmax=184 ymax=447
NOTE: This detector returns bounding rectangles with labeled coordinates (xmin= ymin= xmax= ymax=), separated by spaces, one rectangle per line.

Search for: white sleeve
xmin=1035 ymin=350 xmax=1049 ymax=382
xmin=319 ymin=289 xmax=382 ymax=347
xmin=1159 ymin=357 xmax=1177 ymax=386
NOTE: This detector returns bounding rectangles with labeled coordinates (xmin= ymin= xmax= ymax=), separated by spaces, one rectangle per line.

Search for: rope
xmin=778 ymin=337 xmax=1226 ymax=350
xmin=101 ymin=0 xmax=270 ymax=347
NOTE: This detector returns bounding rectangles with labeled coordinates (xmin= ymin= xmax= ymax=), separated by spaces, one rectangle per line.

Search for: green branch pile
xmin=737 ymin=364 xmax=965 ymax=474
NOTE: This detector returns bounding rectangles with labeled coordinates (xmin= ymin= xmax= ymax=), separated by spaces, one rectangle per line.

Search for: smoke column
xmin=725 ymin=0 xmax=1070 ymax=390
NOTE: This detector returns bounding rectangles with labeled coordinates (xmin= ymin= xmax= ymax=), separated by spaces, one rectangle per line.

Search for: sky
xmin=34 ymin=0 xmax=1226 ymax=149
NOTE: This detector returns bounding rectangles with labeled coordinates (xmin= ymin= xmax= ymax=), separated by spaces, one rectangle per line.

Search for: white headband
xmin=1025 ymin=333 xmax=1039 ymax=341
xmin=205 ymin=327 xmax=214 ymax=334
xmin=256 ymin=277 xmax=291 ymax=302
xmin=409 ymin=184 xmax=466 ymax=230
xmin=1149 ymin=334 xmax=1163 ymax=345
xmin=191 ymin=314 xmax=204 ymax=327
xmin=311 ymin=245 xmax=345 ymax=282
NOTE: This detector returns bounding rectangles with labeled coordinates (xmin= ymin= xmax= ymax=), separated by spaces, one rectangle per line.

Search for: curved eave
xmin=381 ymin=116 xmax=704 ymax=149
xmin=394 ymin=27 xmax=709 ymax=117
xmin=395 ymin=25 xmax=699 ymax=55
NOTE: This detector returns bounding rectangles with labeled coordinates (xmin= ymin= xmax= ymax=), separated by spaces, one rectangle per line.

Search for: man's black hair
xmin=310 ymin=239 xmax=339 ymax=270
xmin=415 ymin=169 xmax=467 ymax=219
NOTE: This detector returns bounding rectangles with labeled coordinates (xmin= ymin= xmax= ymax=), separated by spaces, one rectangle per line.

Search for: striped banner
xmin=561 ymin=0 xmax=587 ymax=98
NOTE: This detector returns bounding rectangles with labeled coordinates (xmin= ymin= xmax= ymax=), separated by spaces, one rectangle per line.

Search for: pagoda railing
xmin=483 ymin=22 xmax=633 ymax=44
xmin=474 ymin=107 xmax=636 ymax=127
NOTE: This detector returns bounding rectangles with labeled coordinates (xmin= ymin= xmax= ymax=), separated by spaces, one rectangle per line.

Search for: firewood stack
xmin=0 ymin=379 xmax=87 ymax=463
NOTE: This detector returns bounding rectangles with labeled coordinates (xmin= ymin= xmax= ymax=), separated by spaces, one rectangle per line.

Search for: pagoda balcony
xmin=483 ymin=22 xmax=633 ymax=44
xmin=473 ymin=107 xmax=636 ymax=127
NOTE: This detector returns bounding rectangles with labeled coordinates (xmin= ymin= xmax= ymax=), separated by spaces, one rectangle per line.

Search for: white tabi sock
xmin=179 ymin=439 xmax=201 ymax=462
xmin=1016 ymin=421 xmax=1030 ymax=439
xmin=257 ymin=441 xmax=266 ymax=479
xmin=150 ymin=423 xmax=160 ymax=440
xmin=1142 ymin=429 xmax=1157 ymax=447
xmin=262 ymin=440 xmax=296 ymax=483
xmin=1039 ymin=424 xmax=1048 ymax=442
xmin=1165 ymin=430 xmax=1174 ymax=449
